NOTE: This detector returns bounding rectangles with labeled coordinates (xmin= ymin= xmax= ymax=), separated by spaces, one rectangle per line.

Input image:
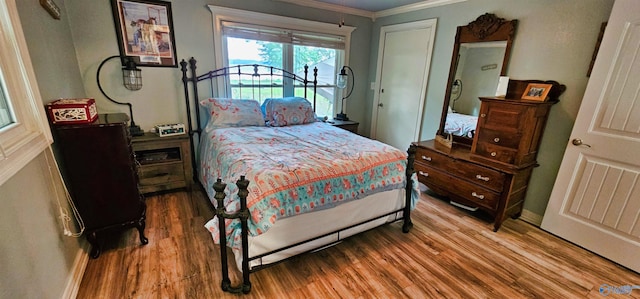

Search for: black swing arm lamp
xmin=335 ymin=65 xmax=354 ymax=121
xmin=96 ymin=55 xmax=144 ymax=136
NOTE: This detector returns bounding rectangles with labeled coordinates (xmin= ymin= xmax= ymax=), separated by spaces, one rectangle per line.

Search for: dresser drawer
xmin=476 ymin=128 xmax=521 ymax=150
xmin=415 ymin=145 xmax=505 ymax=192
xmin=138 ymin=163 xmax=185 ymax=187
xmin=473 ymin=142 xmax=517 ymax=165
xmin=415 ymin=164 xmax=499 ymax=210
xmin=415 ymin=146 xmax=451 ymax=169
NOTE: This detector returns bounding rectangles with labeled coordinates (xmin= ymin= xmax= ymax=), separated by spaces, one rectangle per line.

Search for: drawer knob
xmin=491 ymin=152 xmax=497 ymax=157
xmin=475 ymin=174 xmax=490 ymax=181
xmin=421 ymin=155 xmax=432 ymax=162
xmin=418 ymin=171 xmax=429 ymax=177
xmin=471 ymin=192 xmax=485 ymax=200
xmin=493 ymin=137 xmax=500 ymax=143
xmin=480 ymin=113 xmax=486 ymax=118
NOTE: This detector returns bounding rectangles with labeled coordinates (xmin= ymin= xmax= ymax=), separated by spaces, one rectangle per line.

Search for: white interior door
xmin=541 ymin=0 xmax=640 ymax=272
xmin=371 ymin=20 xmax=437 ymax=150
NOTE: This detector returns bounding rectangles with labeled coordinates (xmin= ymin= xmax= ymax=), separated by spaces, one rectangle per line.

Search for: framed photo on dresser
xmin=521 ymin=83 xmax=553 ymax=101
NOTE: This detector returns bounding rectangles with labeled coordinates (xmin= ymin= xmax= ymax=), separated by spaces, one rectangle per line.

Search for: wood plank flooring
xmin=76 ymin=189 xmax=640 ymax=298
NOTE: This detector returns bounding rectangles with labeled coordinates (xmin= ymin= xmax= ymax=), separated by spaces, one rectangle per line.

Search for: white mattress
xmin=232 ymin=188 xmax=406 ymax=271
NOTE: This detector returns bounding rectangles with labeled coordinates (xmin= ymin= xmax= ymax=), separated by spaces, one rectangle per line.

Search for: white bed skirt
xmin=226 ymin=188 xmax=406 ymax=271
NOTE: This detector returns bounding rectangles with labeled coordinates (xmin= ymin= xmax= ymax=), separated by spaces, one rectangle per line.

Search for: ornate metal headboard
xmin=179 ymin=57 xmax=318 ymax=180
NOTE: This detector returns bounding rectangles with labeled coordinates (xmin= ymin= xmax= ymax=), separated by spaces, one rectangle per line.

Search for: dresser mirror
xmin=437 ymin=13 xmax=518 ymax=145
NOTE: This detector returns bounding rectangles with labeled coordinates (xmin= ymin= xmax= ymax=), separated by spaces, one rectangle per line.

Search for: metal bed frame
xmin=179 ymin=57 xmax=416 ymax=294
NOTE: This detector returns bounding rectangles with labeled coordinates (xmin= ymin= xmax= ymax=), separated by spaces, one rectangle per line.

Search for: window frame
xmin=0 ymin=0 xmax=53 ymax=186
xmin=208 ymin=5 xmax=355 ymax=116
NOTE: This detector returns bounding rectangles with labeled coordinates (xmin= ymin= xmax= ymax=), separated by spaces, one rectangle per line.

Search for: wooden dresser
xmin=51 ymin=113 xmax=148 ymax=258
xmin=414 ymin=97 xmax=557 ymax=231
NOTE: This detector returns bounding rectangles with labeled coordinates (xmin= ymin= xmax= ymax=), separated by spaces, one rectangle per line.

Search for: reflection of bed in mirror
xmin=444 ymin=40 xmax=507 ymax=139
xmin=444 ymin=112 xmax=477 ymax=138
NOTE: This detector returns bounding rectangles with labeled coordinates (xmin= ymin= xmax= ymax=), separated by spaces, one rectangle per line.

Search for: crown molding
xmin=273 ymin=0 xmax=374 ymax=19
xmin=273 ymin=0 xmax=467 ymax=20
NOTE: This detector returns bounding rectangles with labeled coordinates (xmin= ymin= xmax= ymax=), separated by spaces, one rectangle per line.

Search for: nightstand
xmin=328 ymin=119 xmax=359 ymax=134
xmin=132 ymin=132 xmax=192 ymax=194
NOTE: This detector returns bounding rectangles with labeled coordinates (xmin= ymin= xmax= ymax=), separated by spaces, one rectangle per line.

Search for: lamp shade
xmin=122 ymin=59 xmax=142 ymax=91
xmin=336 ymin=67 xmax=348 ymax=89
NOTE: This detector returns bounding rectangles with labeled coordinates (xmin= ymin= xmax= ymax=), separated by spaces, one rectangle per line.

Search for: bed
xmin=179 ymin=58 xmax=418 ymax=294
xmin=444 ymin=112 xmax=478 ymax=138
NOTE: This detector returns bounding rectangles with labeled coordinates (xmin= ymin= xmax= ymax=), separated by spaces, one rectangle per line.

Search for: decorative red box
xmin=46 ymin=98 xmax=98 ymax=124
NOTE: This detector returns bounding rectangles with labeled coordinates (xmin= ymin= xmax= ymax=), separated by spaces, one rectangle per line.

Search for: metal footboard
xmin=211 ymin=145 xmax=416 ymax=294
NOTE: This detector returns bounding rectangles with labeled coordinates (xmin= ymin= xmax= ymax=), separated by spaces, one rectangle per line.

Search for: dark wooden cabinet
xmin=132 ymin=132 xmax=193 ymax=194
xmin=51 ymin=113 xmax=147 ymax=258
xmin=415 ymin=98 xmax=556 ymax=231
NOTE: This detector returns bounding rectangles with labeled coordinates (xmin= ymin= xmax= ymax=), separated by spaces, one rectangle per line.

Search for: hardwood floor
xmin=76 ymin=189 xmax=640 ymax=298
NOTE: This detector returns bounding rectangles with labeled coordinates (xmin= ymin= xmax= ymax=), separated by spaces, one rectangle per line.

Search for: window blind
xmin=221 ymin=21 xmax=346 ymax=50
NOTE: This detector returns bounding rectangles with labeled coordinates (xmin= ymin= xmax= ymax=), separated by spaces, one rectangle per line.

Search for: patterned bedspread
xmin=201 ymin=122 xmax=417 ymax=249
xmin=444 ymin=112 xmax=478 ymax=138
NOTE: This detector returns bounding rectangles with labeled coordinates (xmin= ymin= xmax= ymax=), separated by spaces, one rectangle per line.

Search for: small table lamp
xmin=335 ymin=66 xmax=354 ymax=121
xmin=96 ymin=55 xmax=144 ymax=136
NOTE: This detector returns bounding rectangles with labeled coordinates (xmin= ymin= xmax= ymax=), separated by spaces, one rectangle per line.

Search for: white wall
xmin=368 ymin=0 xmax=615 ymax=218
xmin=0 ymin=0 xmax=88 ymax=297
xmin=0 ymin=155 xmax=82 ymax=299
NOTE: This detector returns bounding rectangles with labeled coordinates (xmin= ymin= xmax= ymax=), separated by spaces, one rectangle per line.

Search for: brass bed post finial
xmin=180 ymin=59 xmax=188 ymax=82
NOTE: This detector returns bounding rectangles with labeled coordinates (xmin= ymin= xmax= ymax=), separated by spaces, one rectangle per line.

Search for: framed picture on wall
xmin=521 ymin=83 xmax=553 ymax=101
xmin=110 ymin=0 xmax=178 ymax=67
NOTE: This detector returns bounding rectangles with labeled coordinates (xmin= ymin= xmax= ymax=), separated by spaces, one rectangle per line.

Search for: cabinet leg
xmin=136 ymin=218 xmax=148 ymax=245
xmin=87 ymin=232 xmax=101 ymax=259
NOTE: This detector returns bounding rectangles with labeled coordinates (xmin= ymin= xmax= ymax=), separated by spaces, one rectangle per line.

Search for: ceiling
xmin=312 ymin=0 xmax=429 ymax=12
xmin=274 ymin=0 xmax=463 ymax=19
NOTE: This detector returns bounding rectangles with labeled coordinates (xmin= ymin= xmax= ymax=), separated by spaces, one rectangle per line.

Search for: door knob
xmin=572 ymin=138 xmax=591 ymax=147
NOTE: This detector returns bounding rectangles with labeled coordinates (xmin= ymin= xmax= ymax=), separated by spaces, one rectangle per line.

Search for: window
xmin=209 ymin=6 xmax=355 ymax=117
xmin=0 ymin=78 xmax=14 ymax=128
xmin=0 ymin=0 xmax=53 ymax=185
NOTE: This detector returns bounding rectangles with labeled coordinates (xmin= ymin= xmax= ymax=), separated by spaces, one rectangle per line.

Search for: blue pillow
xmin=261 ymin=97 xmax=317 ymax=127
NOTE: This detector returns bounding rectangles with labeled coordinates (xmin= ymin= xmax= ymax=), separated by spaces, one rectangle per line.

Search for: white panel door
xmin=371 ymin=20 xmax=437 ymax=151
xmin=541 ymin=0 xmax=640 ymax=272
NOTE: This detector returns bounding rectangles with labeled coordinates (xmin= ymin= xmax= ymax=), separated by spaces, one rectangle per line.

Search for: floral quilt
xmin=201 ymin=122 xmax=418 ymax=249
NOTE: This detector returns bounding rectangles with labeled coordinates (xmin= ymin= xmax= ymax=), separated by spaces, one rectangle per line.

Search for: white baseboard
xmin=62 ymin=240 xmax=89 ymax=299
xmin=519 ymin=209 xmax=543 ymax=226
